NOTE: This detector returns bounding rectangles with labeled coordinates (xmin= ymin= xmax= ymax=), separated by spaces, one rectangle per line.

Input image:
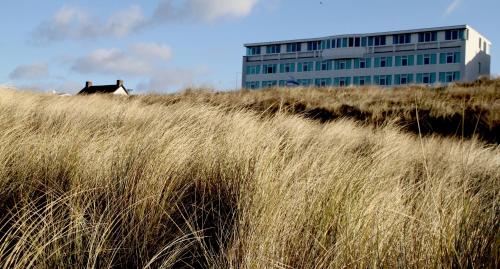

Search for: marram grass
xmin=0 ymin=87 xmax=498 ymax=268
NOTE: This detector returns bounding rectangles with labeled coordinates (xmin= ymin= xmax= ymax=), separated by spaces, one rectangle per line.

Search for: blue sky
xmin=0 ymin=0 xmax=498 ymax=93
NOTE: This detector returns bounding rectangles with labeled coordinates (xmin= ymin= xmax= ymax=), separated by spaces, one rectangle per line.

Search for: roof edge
xmin=244 ymin=25 xmax=470 ymax=47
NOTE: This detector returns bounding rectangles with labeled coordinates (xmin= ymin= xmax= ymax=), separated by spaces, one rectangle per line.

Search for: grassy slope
xmin=140 ymin=79 xmax=500 ymax=143
xmin=0 ymin=87 xmax=499 ymax=268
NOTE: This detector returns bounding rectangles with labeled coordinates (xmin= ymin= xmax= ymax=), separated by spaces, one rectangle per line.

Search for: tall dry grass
xmin=140 ymin=79 xmax=500 ymax=143
xmin=0 ymin=86 xmax=498 ymax=268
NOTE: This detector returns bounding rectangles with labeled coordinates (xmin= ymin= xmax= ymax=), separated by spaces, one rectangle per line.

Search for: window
xmin=334 ymin=77 xmax=351 ymax=87
xmin=320 ymin=40 xmax=331 ymax=50
xmin=361 ymin=37 xmax=367 ymax=47
xmin=445 ymin=30 xmax=460 ymax=40
xmin=297 ymin=79 xmax=313 ymax=86
xmin=479 ymin=38 xmax=482 ymax=49
xmin=394 ymin=74 xmax=414 ymax=85
xmin=355 ymin=37 xmax=361 ymax=47
xmin=246 ymin=65 xmax=261 ymax=75
xmin=262 ymin=64 xmax=277 ymax=74
xmin=396 ymin=55 xmax=414 ymax=66
xmin=400 ymin=75 xmax=408 ymax=85
xmin=354 ymin=76 xmax=371 ymax=86
xmin=266 ymin=45 xmax=281 ymax=54
xmin=380 ymin=58 xmax=387 ymax=67
xmin=371 ymin=35 xmax=386 ymax=46
xmin=286 ymin=43 xmax=301 ymax=52
xmin=401 ymin=56 xmax=408 ymax=66
xmin=418 ymin=31 xmax=437 ymax=42
xmin=417 ymin=53 xmax=437 ymax=65
xmin=354 ymin=58 xmax=371 ymax=69
xmin=307 ymin=41 xmax=321 ymax=51
xmin=247 ymin=46 xmax=261 ymax=56
xmin=298 ymin=62 xmax=314 ymax=72
xmin=342 ymin=38 xmax=348 ymax=47
xmin=317 ymin=60 xmax=332 ymax=71
xmin=331 ymin=39 xmax=336 ymax=48
xmin=424 ymin=55 xmax=430 ymax=65
xmin=335 ymin=59 xmax=352 ymax=70
xmin=484 ymin=41 xmax=487 ymax=51
xmin=380 ymin=76 xmax=387 ymax=86
xmin=446 ymin=53 xmax=454 ymax=63
xmin=416 ymin=73 xmax=436 ymax=84
xmin=374 ymin=75 xmax=392 ymax=86
xmin=393 ymin=33 xmax=412 ymax=44
xmin=280 ymin=63 xmax=295 ymax=73
xmin=422 ymin=74 xmax=430 ymax=84
xmin=315 ymin=78 xmax=332 ymax=87
xmin=439 ymin=52 xmax=460 ymax=64
xmin=245 ymin=81 xmax=260 ymax=89
xmin=261 ymin=81 xmax=277 ymax=88
xmin=375 ymin=57 xmax=392 ymax=68
xmin=336 ymin=38 xmax=342 ymax=48
xmin=360 ymin=77 xmax=367 ymax=85
xmin=439 ymin=72 xmax=461 ymax=83
xmin=359 ymin=59 xmax=366 ymax=68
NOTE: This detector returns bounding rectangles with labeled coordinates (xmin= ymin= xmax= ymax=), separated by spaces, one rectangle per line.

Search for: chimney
xmin=117 ymin=80 xmax=124 ymax=87
xmin=86 ymin=81 xmax=93 ymax=88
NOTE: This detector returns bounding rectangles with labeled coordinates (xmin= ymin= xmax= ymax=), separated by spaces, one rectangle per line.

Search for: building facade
xmin=242 ymin=25 xmax=491 ymax=89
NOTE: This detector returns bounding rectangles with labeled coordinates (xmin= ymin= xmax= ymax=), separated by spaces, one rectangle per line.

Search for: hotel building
xmin=242 ymin=25 xmax=491 ymax=88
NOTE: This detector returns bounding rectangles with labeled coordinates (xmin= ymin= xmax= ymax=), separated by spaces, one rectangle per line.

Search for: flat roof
xmin=244 ymin=25 xmax=489 ymax=47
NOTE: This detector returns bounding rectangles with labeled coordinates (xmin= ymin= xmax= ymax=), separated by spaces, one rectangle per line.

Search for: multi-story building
xmin=242 ymin=25 xmax=491 ymax=89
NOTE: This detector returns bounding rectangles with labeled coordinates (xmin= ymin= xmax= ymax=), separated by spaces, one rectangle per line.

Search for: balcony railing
xmin=245 ymin=40 xmax=464 ymax=62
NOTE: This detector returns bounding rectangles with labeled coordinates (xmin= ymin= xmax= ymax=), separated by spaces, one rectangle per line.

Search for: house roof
xmin=78 ymin=85 xmax=128 ymax=95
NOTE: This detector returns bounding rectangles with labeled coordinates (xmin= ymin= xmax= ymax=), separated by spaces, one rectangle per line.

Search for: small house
xmin=78 ymin=80 xmax=129 ymax=95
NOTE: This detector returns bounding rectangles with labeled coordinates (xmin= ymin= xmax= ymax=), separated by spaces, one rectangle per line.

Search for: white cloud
xmin=70 ymin=43 xmax=173 ymax=76
xmin=130 ymin=43 xmax=172 ymax=62
xmin=71 ymin=48 xmax=154 ymax=76
xmin=33 ymin=5 xmax=146 ymax=43
xmin=153 ymin=0 xmax=261 ymax=22
xmin=136 ymin=67 xmax=209 ymax=92
xmin=33 ymin=1 xmax=261 ymax=42
xmin=443 ymin=0 xmax=462 ymax=17
xmin=9 ymin=63 xmax=49 ymax=80
xmin=68 ymin=43 xmax=206 ymax=91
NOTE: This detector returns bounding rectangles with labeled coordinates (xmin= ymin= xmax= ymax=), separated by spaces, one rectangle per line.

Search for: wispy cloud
xmin=70 ymin=48 xmax=155 ymax=76
xmin=9 ymin=63 xmax=49 ymax=80
xmin=32 ymin=6 xmax=146 ymax=43
xmin=67 ymin=43 xmax=207 ymax=91
xmin=32 ymin=0 xmax=261 ymax=43
xmin=153 ymin=0 xmax=260 ymax=23
xmin=443 ymin=0 xmax=462 ymax=17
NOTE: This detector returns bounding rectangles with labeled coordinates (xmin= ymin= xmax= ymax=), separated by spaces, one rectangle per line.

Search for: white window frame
xmin=359 ymin=59 xmax=366 ymax=68
xmin=321 ymin=61 xmax=328 ymax=70
xmin=423 ymin=54 xmax=431 ymax=65
xmin=400 ymin=74 xmax=408 ymax=85
xmin=422 ymin=73 xmax=431 ymax=84
xmin=359 ymin=77 xmax=366 ymax=85
xmin=446 ymin=52 xmax=454 ymax=64
xmin=380 ymin=57 xmax=387 ymax=67
xmin=339 ymin=78 xmax=347 ymax=86
xmin=401 ymin=56 xmax=408 ymax=66
xmin=339 ymin=60 xmax=346 ymax=70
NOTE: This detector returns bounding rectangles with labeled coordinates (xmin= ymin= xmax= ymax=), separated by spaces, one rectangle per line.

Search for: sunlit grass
xmin=0 ymin=86 xmax=498 ymax=268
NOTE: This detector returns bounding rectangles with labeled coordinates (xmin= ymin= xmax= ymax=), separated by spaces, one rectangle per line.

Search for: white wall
xmin=113 ymin=87 xmax=128 ymax=95
xmin=465 ymin=27 xmax=492 ymax=81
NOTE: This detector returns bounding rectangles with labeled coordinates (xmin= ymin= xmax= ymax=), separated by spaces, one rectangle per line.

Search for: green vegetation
xmin=0 ymin=83 xmax=498 ymax=268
